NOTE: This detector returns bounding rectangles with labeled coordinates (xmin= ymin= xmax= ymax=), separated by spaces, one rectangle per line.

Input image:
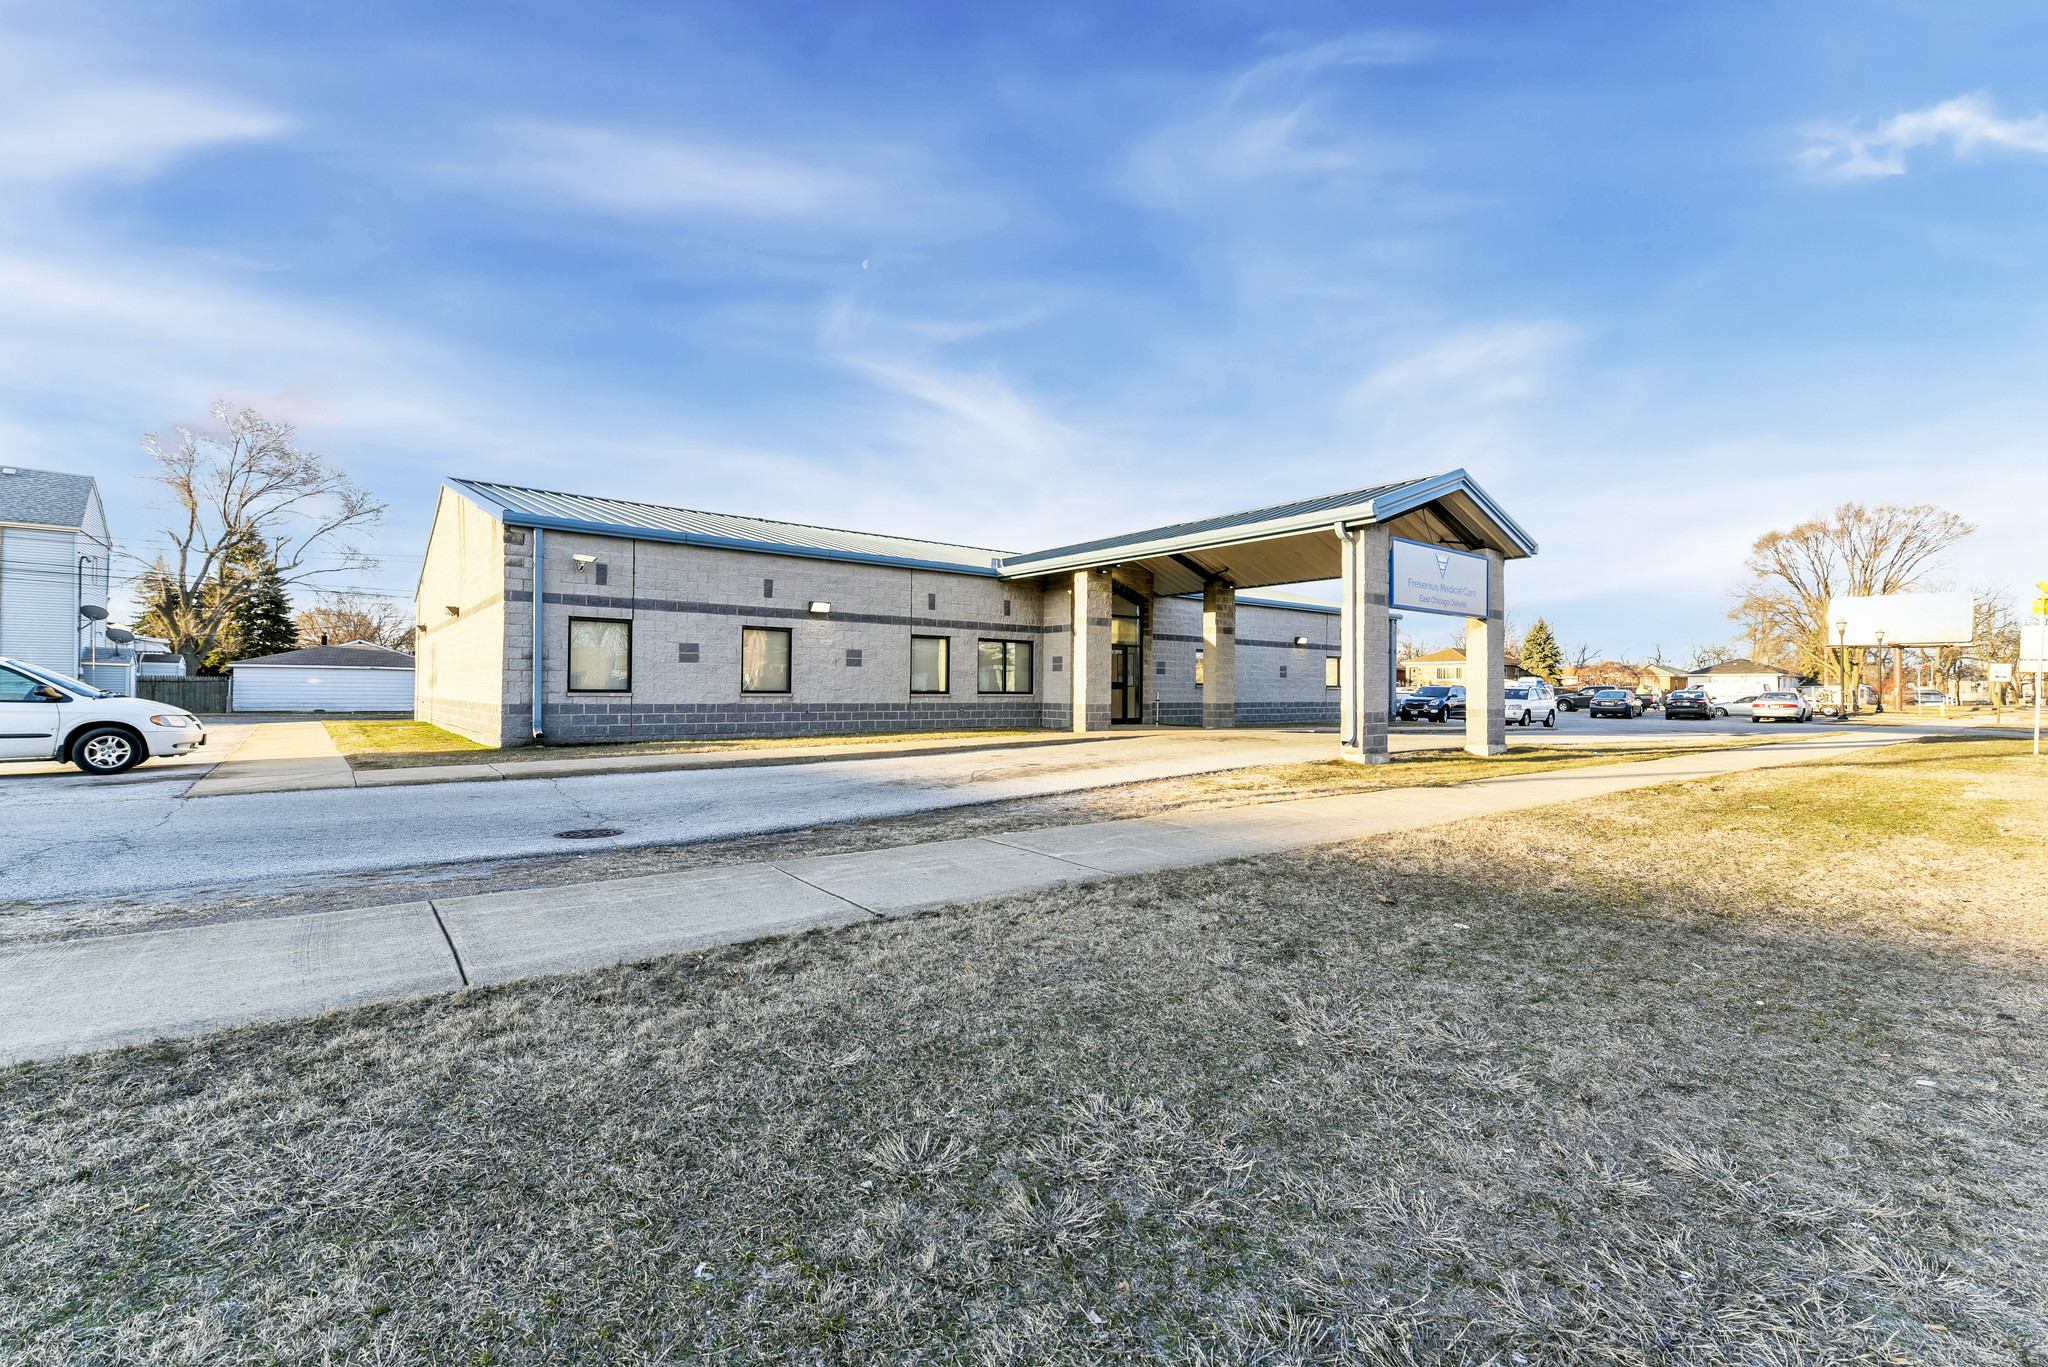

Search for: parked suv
xmin=0 ymin=657 xmax=207 ymax=774
xmin=1556 ymin=687 xmax=1604 ymax=713
xmin=1663 ymin=688 xmax=1714 ymax=720
xmin=1589 ymin=688 xmax=1643 ymax=718
xmin=1398 ymin=685 xmax=1466 ymax=723
xmin=1503 ymin=681 xmax=1557 ymax=727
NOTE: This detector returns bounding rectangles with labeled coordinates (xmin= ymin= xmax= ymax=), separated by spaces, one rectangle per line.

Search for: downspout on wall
xmin=531 ymin=526 xmax=545 ymax=742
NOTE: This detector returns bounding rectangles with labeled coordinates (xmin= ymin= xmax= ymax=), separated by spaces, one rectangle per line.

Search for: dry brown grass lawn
xmin=326 ymin=720 xmax=1051 ymax=770
xmin=4 ymin=736 xmax=2045 ymax=1364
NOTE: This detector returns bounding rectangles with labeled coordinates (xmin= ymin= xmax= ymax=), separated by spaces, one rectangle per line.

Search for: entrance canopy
xmin=995 ymin=469 xmax=1535 ymax=595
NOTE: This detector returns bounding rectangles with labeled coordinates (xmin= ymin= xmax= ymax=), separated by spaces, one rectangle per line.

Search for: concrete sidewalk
xmin=1 ymin=727 xmax=1914 ymax=1064
xmin=180 ymin=723 xmax=1478 ymax=797
xmin=183 ymin=721 xmax=354 ymax=797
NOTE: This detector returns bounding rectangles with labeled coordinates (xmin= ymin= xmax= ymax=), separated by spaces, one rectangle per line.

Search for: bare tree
xmin=1935 ymin=589 xmax=2021 ymax=703
xmin=1729 ymin=501 xmax=1974 ymax=681
xmin=295 ymin=591 xmax=415 ymax=652
xmin=1686 ymin=637 xmax=1741 ymax=669
xmin=129 ymin=404 xmax=385 ymax=672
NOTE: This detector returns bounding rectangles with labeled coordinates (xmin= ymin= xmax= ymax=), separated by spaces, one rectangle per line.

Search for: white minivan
xmin=1504 ymin=680 xmax=1558 ymax=728
xmin=0 ymin=657 xmax=207 ymax=774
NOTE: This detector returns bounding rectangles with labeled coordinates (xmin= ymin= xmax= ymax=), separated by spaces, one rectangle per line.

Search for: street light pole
xmin=1873 ymin=628 xmax=1886 ymax=714
xmin=1836 ymin=620 xmax=1850 ymax=716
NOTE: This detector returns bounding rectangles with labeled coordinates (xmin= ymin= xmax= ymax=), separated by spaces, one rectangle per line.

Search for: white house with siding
xmin=224 ymin=640 xmax=416 ymax=713
xmin=1694 ymin=658 xmax=1799 ymax=700
xmin=0 ymin=464 xmax=116 ymax=683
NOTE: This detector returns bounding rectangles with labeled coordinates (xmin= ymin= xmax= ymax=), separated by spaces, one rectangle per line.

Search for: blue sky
xmin=4 ymin=1 xmax=2046 ymax=661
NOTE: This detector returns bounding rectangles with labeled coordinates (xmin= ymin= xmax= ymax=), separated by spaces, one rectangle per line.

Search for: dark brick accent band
xmin=538 ymin=698 xmax=1047 ymax=744
xmin=507 ymin=589 xmax=1059 ymax=635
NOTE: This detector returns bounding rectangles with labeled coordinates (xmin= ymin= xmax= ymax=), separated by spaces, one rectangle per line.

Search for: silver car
xmin=1749 ymin=691 xmax=1812 ymax=723
xmin=1711 ymin=694 xmax=1757 ymax=718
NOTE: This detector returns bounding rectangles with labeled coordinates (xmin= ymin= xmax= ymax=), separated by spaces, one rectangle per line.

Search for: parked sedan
xmin=1750 ymin=691 xmax=1812 ymax=723
xmin=1398 ymin=685 xmax=1466 ymax=723
xmin=1588 ymin=688 xmax=1643 ymax=718
xmin=1711 ymin=694 xmax=1758 ymax=718
xmin=1663 ymin=688 xmax=1715 ymax=720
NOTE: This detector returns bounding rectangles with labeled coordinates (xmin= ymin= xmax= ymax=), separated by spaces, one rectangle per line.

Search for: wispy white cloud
xmin=1125 ymin=31 xmax=1425 ymax=207
xmin=480 ymin=122 xmax=866 ymax=218
xmin=1798 ymin=93 xmax=2048 ymax=180
xmin=1347 ymin=322 xmax=1577 ymax=411
xmin=0 ymin=42 xmax=286 ymax=186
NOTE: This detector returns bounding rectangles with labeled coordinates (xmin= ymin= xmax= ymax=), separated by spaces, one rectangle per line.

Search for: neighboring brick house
xmin=1564 ymin=659 xmax=1646 ymax=690
xmin=1398 ymin=646 xmax=1527 ymax=689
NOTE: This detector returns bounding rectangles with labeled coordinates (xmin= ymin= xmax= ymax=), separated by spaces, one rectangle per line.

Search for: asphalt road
xmin=1 ymin=729 xmax=1346 ymax=904
xmin=0 ymin=712 xmax=1958 ymax=907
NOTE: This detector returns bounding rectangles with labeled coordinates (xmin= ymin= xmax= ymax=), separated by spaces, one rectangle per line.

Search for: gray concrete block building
xmin=414 ymin=471 xmax=1534 ymax=763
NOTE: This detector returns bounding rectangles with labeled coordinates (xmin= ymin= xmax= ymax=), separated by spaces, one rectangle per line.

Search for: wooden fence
xmin=135 ymin=677 xmax=231 ymax=714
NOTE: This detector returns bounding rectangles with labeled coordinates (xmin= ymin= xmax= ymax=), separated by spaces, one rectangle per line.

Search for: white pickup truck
xmin=0 ymin=657 xmax=208 ymax=774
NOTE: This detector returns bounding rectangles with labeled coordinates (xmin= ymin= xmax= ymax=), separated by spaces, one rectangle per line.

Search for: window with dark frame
xmin=910 ymin=635 xmax=948 ymax=693
xmin=742 ymin=627 xmax=792 ymax=692
xmin=568 ymin=618 xmax=632 ymax=692
xmin=977 ymin=639 xmax=1033 ymax=694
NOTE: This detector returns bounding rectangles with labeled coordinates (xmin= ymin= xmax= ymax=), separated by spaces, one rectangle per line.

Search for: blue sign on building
xmin=1389 ymin=537 xmax=1491 ymax=618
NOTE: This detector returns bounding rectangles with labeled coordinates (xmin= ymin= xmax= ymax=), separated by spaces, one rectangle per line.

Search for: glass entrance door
xmin=1110 ymin=596 xmax=1143 ymax=722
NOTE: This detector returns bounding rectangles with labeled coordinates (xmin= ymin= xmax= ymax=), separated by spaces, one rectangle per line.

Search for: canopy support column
xmin=1338 ymin=522 xmax=1392 ymax=764
xmin=1464 ymin=548 xmax=1507 ymax=757
xmin=1070 ymin=569 xmax=1112 ymax=732
xmin=1202 ymin=579 xmax=1236 ymax=728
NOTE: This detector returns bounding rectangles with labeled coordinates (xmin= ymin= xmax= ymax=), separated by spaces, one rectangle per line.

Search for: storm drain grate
xmin=554 ymin=828 xmax=623 ymax=840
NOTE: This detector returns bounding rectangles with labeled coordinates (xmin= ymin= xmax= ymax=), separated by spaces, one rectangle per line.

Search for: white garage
xmin=225 ymin=640 xmax=415 ymax=713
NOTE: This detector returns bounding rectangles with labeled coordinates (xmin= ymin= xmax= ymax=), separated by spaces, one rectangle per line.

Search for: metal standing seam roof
xmin=448 ymin=479 xmax=1012 ymax=575
xmin=0 ymin=466 xmax=97 ymax=530
xmin=445 ymin=466 xmax=1534 ymax=589
xmin=994 ymin=469 xmax=1537 ymax=574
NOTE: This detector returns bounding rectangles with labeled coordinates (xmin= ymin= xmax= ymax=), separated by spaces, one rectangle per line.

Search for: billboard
xmin=1390 ymin=538 xmax=1491 ymax=619
xmin=1825 ymin=593 xmax=1973 ymax=647
xmin=2022 ymin=625 xmax=2048 ymax=673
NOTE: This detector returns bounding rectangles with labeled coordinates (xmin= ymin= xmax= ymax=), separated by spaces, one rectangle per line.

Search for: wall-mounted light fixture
xmin=571 ymin=554 xmax=597 ymax=569
xmin=1294 ymin=636 xmax=1309 ymax=647
xmin=445 ymin=605 xmax=461 ymax=617
xmin=809 ymin=601 xmax=832 ymax=614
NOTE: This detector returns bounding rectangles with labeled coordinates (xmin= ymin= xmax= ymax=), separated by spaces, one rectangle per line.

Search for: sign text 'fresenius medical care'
xmin=1389 ymin=538 xmax=1491 ymax=619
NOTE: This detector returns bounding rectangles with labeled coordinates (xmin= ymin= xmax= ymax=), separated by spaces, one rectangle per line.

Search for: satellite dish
xmin=79 ymin=604 xmax=108 ymax=621
xmin=105 ymin=627 xmax=135 ymax=644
